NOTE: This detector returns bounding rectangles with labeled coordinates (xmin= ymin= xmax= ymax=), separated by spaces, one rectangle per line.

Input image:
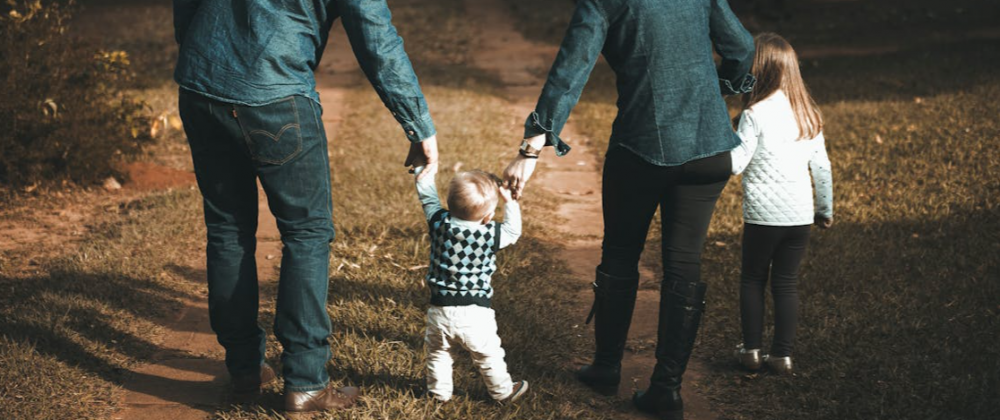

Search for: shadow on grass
xmin=694 ymin=207 xmax=1000 ymax=420
xmin=309 ymin=227 xmax=608 ymax=410
xmin=804 ymin=39 xmax=1000 ymax=105
xmin=0 ymin=268 xmax=199 ymax=383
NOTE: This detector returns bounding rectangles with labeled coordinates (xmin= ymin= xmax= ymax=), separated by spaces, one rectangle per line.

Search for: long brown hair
xmin=743 ymin=33 xmax=823 ymax=140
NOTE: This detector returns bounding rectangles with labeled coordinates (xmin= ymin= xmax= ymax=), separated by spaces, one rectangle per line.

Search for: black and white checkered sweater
xmin=425 ymin=209 xmax=503 ymax=308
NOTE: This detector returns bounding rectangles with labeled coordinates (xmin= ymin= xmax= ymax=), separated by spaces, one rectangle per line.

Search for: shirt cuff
xmin=720 ymin=73 xmax=757 ymax=95
xmin=523 ymin=112 xmax=572 ymax=157
xmin=402 ymin=113 xmax=437 ymax=142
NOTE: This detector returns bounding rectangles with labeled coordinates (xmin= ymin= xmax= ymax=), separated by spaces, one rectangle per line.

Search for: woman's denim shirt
xmin=173 ymin=0 xmax=435 ymax=142
xmin=526 ymin=0 xmax=756 ymax=166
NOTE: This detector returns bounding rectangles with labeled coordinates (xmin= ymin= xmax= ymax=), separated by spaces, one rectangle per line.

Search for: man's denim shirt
xmin=526 ymin=0 xmax=756 ymax=166
xmin=173 ymin=0 xmax=435 ymax=142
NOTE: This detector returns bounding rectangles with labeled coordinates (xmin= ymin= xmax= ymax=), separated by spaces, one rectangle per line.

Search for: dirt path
xmin=115 ymin=191 xmax=283 ymax=420
xmin=464 ymin=1 xmax=718 ymax=418
xmin=114 ymin=26 xmax=358 ymax=420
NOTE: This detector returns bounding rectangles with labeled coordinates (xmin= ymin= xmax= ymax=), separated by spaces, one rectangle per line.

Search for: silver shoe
xmin=734 ymin=344 xmax=762 ymax=371
xmin=764 ymin=355 xmax=793 ymax=375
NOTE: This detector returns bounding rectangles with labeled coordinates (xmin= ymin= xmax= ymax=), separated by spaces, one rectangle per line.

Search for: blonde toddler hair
xmin=447 ymin=170 xmax=501 ymax=221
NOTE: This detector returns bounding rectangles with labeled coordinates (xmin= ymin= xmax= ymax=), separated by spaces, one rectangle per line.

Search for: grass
xmin=503 ymin=0 xmax=1000 ymax=419
xmin=2 ymin=0 xmax=997 ymax=419
xmin=0 ymin=190 xmax=207 ymax=420
xmin=215 ymin=0 xmax=617 ymax=417
xmin=2 ymin=0 xmax=618 ymax=419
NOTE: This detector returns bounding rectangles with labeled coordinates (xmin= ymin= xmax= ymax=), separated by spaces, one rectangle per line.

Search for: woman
xmin=503 ymin=1 xmax=754 ymax=418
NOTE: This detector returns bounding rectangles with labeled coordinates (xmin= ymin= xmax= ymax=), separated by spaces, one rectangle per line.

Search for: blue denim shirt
xmin=526 ymin=0 xmax=756 ymax=166
xmin=173 ymin=0 xmax=435 ymax=142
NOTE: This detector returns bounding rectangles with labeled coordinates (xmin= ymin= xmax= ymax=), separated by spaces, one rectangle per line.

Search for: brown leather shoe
xmin=285 ymin=384 xmax=360 ymax=413
xmin=233 ymin=363 xmax=278 ymax=395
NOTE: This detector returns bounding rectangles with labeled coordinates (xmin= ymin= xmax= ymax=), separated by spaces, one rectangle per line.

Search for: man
xmin=173 ymin=0 xmax=439 ymax=414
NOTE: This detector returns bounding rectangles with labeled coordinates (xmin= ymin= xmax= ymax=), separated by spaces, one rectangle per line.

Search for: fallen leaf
xmin=168 ymin=114 xmax=183 ymax=130
xmin=103 ymin=177 xmax=122 ymax=191
xmin=875 ymin=134 xmax=883 ymax=144
xmin=42 ymin=98 xmax=58 ymax=118
xmin=150 ymin=118 xmax=163 ymax=138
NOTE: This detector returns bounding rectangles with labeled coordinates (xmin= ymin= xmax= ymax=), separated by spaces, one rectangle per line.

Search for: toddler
xmin=414 ymin=167 xmax=529 ymax=402
xmin=730 ymin=32 xmax=834 ymax=374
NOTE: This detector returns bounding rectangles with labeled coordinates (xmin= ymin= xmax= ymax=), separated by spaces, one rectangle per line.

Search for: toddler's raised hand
xmin=498 ymin=185 xmax=515 ymax=203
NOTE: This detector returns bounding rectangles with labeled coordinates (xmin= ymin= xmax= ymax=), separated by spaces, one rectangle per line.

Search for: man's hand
xmin=405 ymin=135 xmax=439 ymax=181
xmin=815 ymin=214 xmax=833 ymax=229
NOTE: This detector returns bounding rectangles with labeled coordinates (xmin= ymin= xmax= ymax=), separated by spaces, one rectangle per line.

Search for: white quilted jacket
xmin=730 ymin=90 xmax=833 ymax=226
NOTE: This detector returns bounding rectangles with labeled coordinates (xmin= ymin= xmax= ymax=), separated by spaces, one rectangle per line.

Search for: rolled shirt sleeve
xmin=709 ymin=0 xmax=756 ymax=95
xmin=809 ymin=133 xmax=834 ymax=219
xmin=523 ymin=0 xmax=609 ymax=156
xmin=338 ymin=0 xmax=436 ymax=142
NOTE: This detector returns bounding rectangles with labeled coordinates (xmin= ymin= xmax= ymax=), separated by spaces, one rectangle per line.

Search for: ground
xmin=0 ymin=0 xmax=998 ymax=419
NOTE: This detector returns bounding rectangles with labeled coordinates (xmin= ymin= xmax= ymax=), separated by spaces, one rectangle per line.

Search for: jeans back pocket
xmin=236 ymin=96 xmax=303 ymax=165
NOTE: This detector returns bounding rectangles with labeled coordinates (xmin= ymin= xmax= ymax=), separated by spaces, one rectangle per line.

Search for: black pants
xmin=599 ymin=147 xmax=731 ymax=287
xmin=740 ymin=223 xmax=810 ymax=357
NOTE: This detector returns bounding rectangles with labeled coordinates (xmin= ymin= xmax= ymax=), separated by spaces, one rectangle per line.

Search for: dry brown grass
xmin=2 ymin=0 xmax=997 ymax=419
xmin=1 ymin=0 xmax=622 ymax=419
xmin=0 ymin=190 xmax=207 ymax=419
xmin=505 ymin=0 xmax=1000 ymax=419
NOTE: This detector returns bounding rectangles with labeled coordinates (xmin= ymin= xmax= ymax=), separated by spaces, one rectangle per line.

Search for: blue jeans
xmin=179 ymin=90 xmax=335 ymax=392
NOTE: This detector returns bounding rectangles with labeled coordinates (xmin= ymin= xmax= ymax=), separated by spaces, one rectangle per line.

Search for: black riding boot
xmin=633 ymin=281 xmax=707 ymax=420
xmin=575 ymin=267 xmax=639 ymax=396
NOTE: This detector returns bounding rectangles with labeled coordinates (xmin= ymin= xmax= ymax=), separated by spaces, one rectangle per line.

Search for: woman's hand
xmin=503 ymin=154 xmax=538 ymax=200
xmin=503 ymin=135 xmax=545 ymax=199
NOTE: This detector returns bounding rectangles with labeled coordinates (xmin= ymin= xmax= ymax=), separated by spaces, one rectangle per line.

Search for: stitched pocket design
xmin=238 ymin=97 xmax=304 ymax=165
xmin=250 ymin=123 xmax=299 ymax=143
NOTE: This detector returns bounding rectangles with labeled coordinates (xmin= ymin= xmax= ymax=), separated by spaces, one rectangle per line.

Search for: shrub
xmin=0 ymin=0 xmax=152 ymax=189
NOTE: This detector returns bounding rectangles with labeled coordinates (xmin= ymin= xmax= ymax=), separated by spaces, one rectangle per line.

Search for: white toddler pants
xmin=425 ymin=305 xmax=513 ymax=401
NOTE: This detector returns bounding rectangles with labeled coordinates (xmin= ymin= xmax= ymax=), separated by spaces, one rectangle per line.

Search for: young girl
xmin=730 ymin=32 xmax=834 ymax=374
